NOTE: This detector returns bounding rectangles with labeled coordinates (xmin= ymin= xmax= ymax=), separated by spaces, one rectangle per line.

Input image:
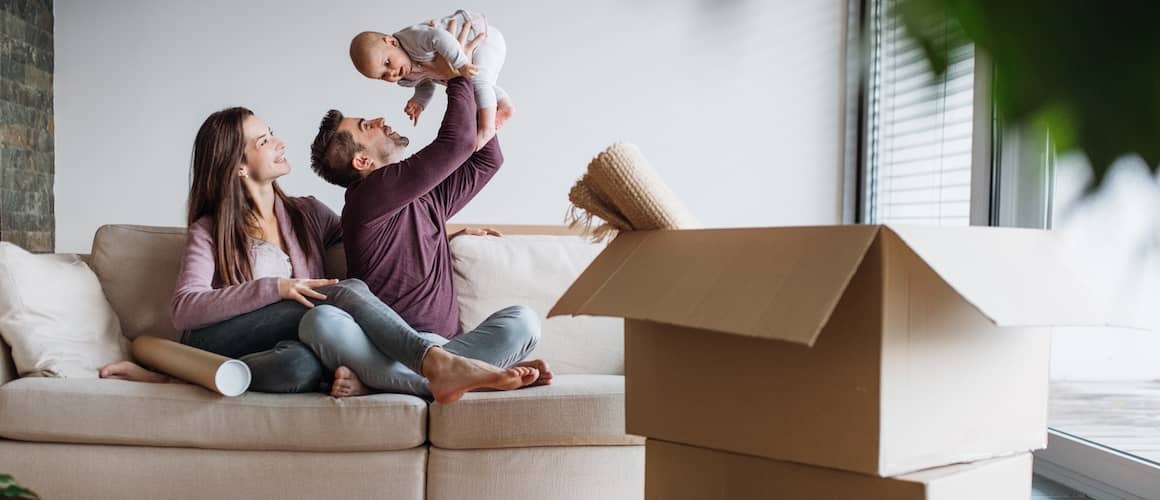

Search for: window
xmin=862 ymin=0 xmax=978 ymax=226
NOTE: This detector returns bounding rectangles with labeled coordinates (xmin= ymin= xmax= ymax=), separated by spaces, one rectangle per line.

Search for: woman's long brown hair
xmin=189 ymin=107 xmax=315 ymax=286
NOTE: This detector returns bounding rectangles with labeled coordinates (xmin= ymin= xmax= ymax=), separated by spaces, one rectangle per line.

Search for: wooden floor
xmin=1049 ymin=380 xmax=1160 ymax=464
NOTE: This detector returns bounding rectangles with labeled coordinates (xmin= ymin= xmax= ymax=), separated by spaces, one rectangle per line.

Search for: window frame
xmin=1034 ymin=430 xmax=1159 ymax=500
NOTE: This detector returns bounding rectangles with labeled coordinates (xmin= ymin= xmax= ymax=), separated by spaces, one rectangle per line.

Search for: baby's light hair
xmin=349 ymin=31 xmax=389 ymax=76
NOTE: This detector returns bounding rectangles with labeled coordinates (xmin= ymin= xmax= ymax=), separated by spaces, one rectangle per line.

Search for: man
xmin=308 ymin=22 xmax=551 ymax=400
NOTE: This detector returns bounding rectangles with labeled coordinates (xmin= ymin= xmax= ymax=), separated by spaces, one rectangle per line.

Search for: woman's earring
xmin=239 ymin=170 xmax=248 ymax=178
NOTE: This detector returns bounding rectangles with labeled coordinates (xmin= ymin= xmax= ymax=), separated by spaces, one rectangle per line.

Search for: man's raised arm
xmin=347 ymin=77 xmax=477 ymax=218
xmin=431 ymin=134 xmax=503 ymax=219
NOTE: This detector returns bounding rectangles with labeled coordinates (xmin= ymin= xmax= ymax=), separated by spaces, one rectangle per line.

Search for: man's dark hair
xmin=310 ymin=109 xmax=365 ymax=188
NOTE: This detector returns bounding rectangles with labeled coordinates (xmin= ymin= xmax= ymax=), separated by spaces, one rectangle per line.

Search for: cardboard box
xmin=550 ymin=225 xmax=1106 ymax=476
xmin=645 ymin=439 xmax=1032 ymax=500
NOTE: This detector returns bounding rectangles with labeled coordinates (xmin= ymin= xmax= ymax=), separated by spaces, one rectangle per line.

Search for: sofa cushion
xmin=90 ymin=225 xmax=187 ymax=342
xmin=450 ymin=235 xmax=624 ymax=375
xmin=0 ymin=243 xmax=130 ymax=378
xmin=429 ymin=374 xmax=643 ymax=449
xmin=0 ymin=378 xmax=427 ymax=452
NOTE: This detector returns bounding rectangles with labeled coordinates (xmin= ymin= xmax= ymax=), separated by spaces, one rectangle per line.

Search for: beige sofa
xmin=0 ymin=224 xmax=643 ymax=499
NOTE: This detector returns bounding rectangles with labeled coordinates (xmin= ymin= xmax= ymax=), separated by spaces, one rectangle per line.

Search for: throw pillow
xmin=0 ymin=242 xmax=130 ymax=377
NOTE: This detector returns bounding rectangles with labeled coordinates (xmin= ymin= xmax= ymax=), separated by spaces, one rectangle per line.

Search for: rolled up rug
xmin=566 ymin=143 xmax=697 ymax=241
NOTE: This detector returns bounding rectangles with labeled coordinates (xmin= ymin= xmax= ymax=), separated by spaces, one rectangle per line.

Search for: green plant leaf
xmin=897 ymin=0 xmax=1160 ymax=192
xmin=0 ymin=474 xmax=39 ymax=499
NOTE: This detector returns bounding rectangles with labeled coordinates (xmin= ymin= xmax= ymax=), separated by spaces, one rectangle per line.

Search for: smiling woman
xmin=100 ymin=105 xmax=345 ymax=394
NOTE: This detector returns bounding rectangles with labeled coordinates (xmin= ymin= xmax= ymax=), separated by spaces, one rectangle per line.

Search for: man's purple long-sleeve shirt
xmin=342 ymin=77 xmax=503 ymax=339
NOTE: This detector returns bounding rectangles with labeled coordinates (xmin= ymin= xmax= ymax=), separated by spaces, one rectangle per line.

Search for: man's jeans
xmin=182 ymin=279 xmax=539 ymax=396
xmin=299 ymin=301 xmax=541 ymax=398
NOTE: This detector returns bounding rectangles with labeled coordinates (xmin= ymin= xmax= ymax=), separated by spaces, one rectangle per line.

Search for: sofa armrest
xmin=0 ymin=337 xmax=16 ymax=386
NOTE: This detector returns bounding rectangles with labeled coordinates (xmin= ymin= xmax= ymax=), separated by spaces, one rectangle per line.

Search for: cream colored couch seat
xmin=0 ymin=378 xmax=427 ymax=451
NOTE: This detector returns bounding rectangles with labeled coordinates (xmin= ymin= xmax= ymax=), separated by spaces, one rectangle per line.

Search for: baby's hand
xmin=458 ymin=63 xmax=480 ymax=79
xmin=404 ymin=101 xmax=424 ymax=126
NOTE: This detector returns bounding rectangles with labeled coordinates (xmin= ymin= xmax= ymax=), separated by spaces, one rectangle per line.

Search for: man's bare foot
xmin=330 ymin=366 xmax=370 ymax=398
xmin=496 ymin=100 xmax=514 ymax=129
xmin=99 ymin=361 xmax=171 ymax=383
xmin=515 ymin=359 xmax=553 ymax=387
xmin=424 ymin=348 xmax=538 ymax=405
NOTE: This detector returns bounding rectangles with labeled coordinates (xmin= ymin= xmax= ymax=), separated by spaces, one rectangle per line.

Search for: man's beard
xmin=379 ymin=136 xmax=409 ymax=162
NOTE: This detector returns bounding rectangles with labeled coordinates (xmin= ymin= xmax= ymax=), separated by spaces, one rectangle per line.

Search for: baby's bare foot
xmin=99 ymin=361 xmax=171 ymax=383
xmin=424 ymin=348 xmax=537 ymax=405
xmin=330 ymin=366 xmax=369 ymax=399
xmin=496 ymin=100 xmax=514 ymax=129
xmin=515 ymin=359 xmax=553 ymax=386
xmin=475 ymin=127 xmax=496 ymax=152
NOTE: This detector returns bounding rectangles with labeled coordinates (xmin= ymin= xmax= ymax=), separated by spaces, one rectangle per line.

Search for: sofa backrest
xmin=450 ymin=234 xmax=625 ymax=375
xmin=90 ymin=225 xmax=188 ymax=342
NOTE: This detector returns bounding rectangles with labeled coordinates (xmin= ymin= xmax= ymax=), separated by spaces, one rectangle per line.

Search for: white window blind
xmin=865 ymin=0 xmax=975 ymax=226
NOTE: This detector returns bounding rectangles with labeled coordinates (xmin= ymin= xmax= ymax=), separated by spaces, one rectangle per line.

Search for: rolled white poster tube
xmin=131 ymin=336 xmax=251 ymax=397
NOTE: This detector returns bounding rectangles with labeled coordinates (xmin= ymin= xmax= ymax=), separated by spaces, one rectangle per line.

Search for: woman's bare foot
xmin=99 ymin=361 xmax=171 ymax=383
xmin=423 ymin=348 xmax=538 ymax=405
xmin=515 ymin=359 xmax=553 ymax=386
xmin=330 ymin=366 xmax=370 ymax=398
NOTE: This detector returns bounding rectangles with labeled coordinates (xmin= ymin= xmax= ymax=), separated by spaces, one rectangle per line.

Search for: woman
xmin=101 ymin=106 xmax=542 ymax=404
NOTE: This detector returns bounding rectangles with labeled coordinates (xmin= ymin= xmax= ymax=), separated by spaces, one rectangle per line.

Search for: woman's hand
xmin=450 ymin=227 xmax=504 ymax=240
xmin=278 ymin=278 xmax=338 ymax=308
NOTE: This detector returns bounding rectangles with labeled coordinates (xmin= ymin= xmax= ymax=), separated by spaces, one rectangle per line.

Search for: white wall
xmin=54 ymin=0 xmax=848 ymax=253
xmin=1049 ymin=155 xmax=1160 ymax=380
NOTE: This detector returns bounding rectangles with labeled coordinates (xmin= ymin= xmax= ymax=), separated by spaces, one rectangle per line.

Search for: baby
xmin=350 ymin=10 xmax=511 ymax=151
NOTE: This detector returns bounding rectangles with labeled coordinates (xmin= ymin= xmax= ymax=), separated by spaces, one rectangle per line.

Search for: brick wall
xmin=0 ymin=0 xmax=53 ymax=252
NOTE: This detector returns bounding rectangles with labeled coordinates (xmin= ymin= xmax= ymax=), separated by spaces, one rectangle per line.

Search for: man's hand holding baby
xmin=428 ymin=17 xmax=485 ymax=80
xmin=408 ymin=17 xmax=486 ymax=126
xmin=457 ymin=63 xmax=480 ymax=79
